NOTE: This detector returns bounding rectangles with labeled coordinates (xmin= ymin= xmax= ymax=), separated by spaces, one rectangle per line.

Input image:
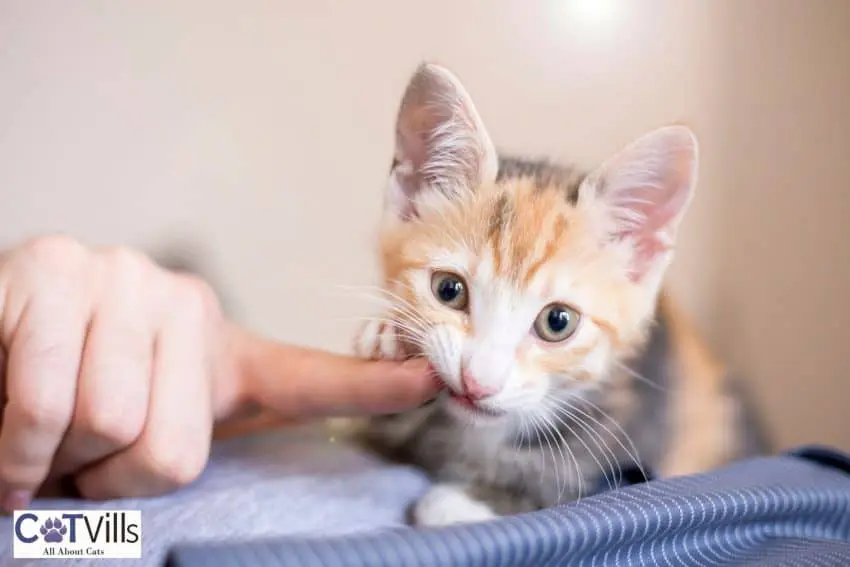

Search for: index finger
xmin=230 ymin=328 xmax=440 ymax=420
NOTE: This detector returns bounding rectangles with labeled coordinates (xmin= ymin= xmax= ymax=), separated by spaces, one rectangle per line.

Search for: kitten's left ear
xmin=579 ymin=125 xmax=699 ymax=282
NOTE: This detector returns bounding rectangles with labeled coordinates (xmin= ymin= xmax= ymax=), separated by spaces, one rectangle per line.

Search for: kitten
xmin=351 ymin=63 xmax=765 ymax=527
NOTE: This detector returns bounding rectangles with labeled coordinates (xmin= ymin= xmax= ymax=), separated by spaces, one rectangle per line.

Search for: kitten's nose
xmin=460 ymin=369 xmax=498 ymax=400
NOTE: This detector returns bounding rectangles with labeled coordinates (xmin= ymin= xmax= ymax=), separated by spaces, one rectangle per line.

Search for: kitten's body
xmin=351 ymin=64 xmax=766 ymax=526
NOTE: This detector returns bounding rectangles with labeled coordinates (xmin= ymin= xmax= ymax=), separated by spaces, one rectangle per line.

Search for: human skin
xmin=0 ymin=235 xmax=439 ymax=511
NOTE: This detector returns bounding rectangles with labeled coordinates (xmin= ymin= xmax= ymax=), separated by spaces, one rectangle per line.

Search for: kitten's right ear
xmin=385 ymin=63 xmax=498 ymax=220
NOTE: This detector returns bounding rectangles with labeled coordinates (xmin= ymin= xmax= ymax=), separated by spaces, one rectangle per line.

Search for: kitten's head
xmin=376 ymin=63 xmax=697 ymax=428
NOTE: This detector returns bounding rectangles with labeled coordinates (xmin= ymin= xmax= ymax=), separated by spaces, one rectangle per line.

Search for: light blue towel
xmin=2 ymin=424 xmax=848 ymax=567
xmin=166 ymin=446 xmax=850 ymax=567
xmin=0 ymin=425 xmax=432 ymax=567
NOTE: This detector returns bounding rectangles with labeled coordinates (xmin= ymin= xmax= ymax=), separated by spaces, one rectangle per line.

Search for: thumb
xmin=224 ymin=325 xmax=441 ymax=420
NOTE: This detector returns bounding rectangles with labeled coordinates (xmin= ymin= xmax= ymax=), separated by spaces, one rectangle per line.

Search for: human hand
xmin=0 ymin=235 xmax=439 ymax=511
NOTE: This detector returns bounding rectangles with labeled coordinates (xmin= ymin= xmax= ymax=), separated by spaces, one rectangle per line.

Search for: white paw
xmin=413 ymin=484 xmax=498 ymax=527
xmin=353 ymin=319 xmax=404 ymax=360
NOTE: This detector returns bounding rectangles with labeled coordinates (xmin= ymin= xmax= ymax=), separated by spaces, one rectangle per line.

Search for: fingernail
xmin=2 ymin=490 xmax=32 ymax=513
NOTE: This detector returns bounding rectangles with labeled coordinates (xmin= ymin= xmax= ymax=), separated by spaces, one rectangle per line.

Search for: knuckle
xmin=12 ymin=391 xmax=72 ymax=434
xmin=23 ymin=234 xmax=87 ymax=270
xmin=100 ymin=246 xmax=151 ymax=277
xmin=173 ymin=274 xmax=218 ymax=322
xmin=77 ymin=405 xmax=144 ymax=448
xmin=139 ymin=437 xmax=207 ymax=487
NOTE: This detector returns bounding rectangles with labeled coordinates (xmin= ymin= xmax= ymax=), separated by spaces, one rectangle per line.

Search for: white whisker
xmin=528 ymin=414 xmax=548 ymax=486
xmin=538 ymin=412 xmax=581 ymax=504
xmin=614 ymin=361 xmax=669 ymax=393
xmin=543 ymin=395 xmax=615 ymax=492
xmin=562 ymin=394 xmax=649 ymax=484
xmin=534 ymin=416 xmax=561 ymax=502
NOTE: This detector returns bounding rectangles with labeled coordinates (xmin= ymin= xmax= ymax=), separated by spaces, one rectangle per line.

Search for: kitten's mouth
xmin=429 ymin=367 xmax=505 ymax=418
xmin=446 ymin=390 xmax=505 ymax=417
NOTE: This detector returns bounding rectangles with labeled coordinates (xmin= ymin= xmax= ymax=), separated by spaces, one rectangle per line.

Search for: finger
xmin=75 ymin=285 xmax=212 ymax=499
xmin=51 ymin=254 xmax=154 ymax=476
xmin=0 ymin=345 xmax=7 ymax=420
xmin=0 ymin=295 xmax=88 ymax=511
xmin=235 ymin=328 xmax=440 ymax=419
xmin=0 ymin=347 xmax=7 ymax=456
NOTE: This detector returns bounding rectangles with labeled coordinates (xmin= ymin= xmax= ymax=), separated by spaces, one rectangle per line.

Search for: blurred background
xmin=1 ymin=1 xmax=848 ymax=453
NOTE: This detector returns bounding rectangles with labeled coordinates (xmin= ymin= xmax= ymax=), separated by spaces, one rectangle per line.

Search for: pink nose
xmin=461 ymin=369 xmax=498 ymax=400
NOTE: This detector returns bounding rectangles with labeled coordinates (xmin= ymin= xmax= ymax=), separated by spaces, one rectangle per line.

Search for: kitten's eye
xmin=430 ymin=271 xmax=468 ymax=311
xmin=533 ymin=303 xmax=581 ymax=343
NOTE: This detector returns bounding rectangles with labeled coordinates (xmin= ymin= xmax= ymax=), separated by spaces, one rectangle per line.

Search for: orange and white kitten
xmin=353 ymin=63 xmax=764 ymax=527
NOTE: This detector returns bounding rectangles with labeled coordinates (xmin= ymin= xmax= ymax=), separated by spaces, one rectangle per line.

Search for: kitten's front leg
xmin=413 ymin=483 xmax=499 ymax=527
xmin=353 ymin=318 xmax=405 ymax=361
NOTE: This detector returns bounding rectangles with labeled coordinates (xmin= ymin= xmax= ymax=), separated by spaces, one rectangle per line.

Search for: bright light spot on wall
xmin=563 ymin=0 xmax=619 ymax=28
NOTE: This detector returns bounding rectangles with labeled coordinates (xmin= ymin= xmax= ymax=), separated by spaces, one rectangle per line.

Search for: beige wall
xmin=1 ymin=1 xmax=848 ymax=452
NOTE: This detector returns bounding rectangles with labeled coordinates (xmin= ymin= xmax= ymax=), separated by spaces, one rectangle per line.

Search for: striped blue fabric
xmin=165 ymin=447 xmax=850 ymax=567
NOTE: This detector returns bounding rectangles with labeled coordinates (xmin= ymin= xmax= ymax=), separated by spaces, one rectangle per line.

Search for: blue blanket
xmin=166 ymin=446 xmax=850 ymax=567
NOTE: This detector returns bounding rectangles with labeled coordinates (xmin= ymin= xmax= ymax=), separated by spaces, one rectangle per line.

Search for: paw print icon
xmin=39 ymin=518 xmax=68 ymax=543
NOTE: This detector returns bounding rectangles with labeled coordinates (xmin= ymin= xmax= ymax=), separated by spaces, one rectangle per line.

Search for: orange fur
xmin=377 ymin=176 xmax=664 ymax=392
xmin=352 ymin=65 xmax=753 ymax=521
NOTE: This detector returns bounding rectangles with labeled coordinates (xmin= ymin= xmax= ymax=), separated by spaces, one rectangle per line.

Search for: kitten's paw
xmin=353 ymin=319 xmax=404 ymax=360
xmin=413 ymin=484 xmax=498 ymax=527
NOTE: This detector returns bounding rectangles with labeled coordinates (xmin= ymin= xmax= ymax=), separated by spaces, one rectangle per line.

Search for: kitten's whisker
xmin=543 ymin=397 xmax=615 ymax=492
xmin=534 ymin=416 xmax=562 ymax=503
xmin=336 ymin=283 xmax=424 ymax=325
xmin=385 ymin=299 xmax=433 ymax=332
xmin=537 ymin=416 xmax=563 ymax=503
xmin=330 ymin=287 xmax=432 ymax=330
xmin=559 ymin=401 xmax=629 ymax=488
xmin=538 ymin=412 xmax=580 ymax=504
xmin=562 ymin=394 xmax=649 ymax=484
xmin=528 ymin=415 xmax=547 ymax=485
xmin=390 ymin=280 xmax=430 ymax=307
xmin=553 ymin=404 xmax=621 ymax=489
xmin=517 ymin=417 xmax=532 ymax=458
xmin=614 ymin=361 xmax=669 ymax=393
xmin=564 ymin=394 xmax=645 ymax=470
xmin=387 ymin=320 xmax=427 ymax=340
xmin=390 ymin=310 xmax=431 ymax=334
xmin=545 ymin=395 xmax=618 ymax=488
xmin=510 ymin=416 xmax=524 ymax=450
xmin=328 ymin=284 xmax=396 ymax=304
xmin=345 ymin=316 xmax=430 ymax=351
xmin=376 ymin=289 xmax=426 ymax=317
xmin=378 ymin=287 xmax=422 ymax=310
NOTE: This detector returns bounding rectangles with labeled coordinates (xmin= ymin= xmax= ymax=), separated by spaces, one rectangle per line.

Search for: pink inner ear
xmin=628 ymin=234 xmax=673 ymax=282
xmin=602 ymin=128 xmax=697 ymax=281
xmin=399 ymin=200 xmax=420 ymax=221
xmin=387 ymin=64 xmax=498 ymax=223
xmin=398 ymin=106 xmax=442 ymax=178
xmin=622 ymin=185 xmax=689 ymax=281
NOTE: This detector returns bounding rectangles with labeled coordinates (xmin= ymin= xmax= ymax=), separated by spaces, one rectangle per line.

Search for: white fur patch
xmin=413 ymin=483 xmax=498 ymax=527
xmin=425 ymin=325 xmax=464 ymax=391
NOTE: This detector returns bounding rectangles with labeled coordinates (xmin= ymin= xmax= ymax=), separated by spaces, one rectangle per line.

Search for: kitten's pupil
xmin=547 ymin=308 xmax=570 ymax=333
xmin=438 ymin=278 xmax=463 ymax=302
